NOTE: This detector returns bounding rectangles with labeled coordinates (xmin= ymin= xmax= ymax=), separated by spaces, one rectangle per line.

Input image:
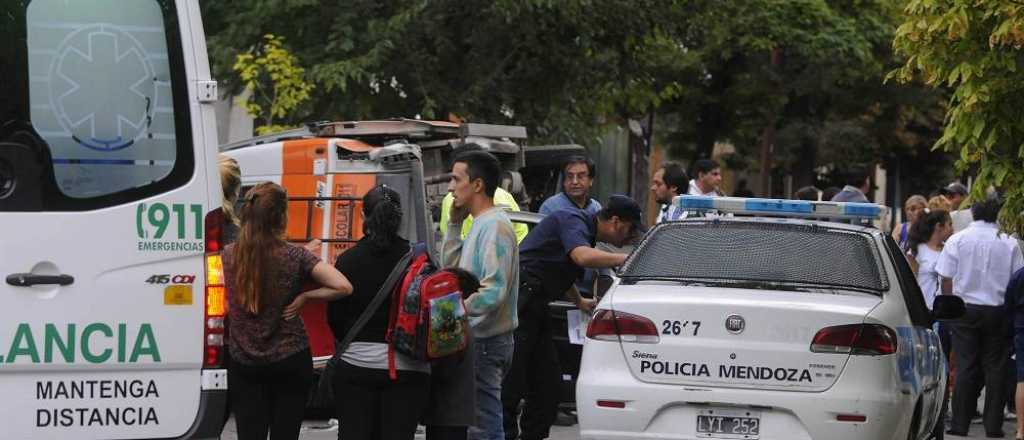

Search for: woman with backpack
xmin=327 ymin=184 xmax=431 ymax=440
xmin=223 ymin=182 xmax=353 ymax=440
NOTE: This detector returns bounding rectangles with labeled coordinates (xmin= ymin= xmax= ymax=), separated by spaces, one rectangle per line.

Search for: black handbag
xmin=306 ymin=251 xmax=413 ymax=413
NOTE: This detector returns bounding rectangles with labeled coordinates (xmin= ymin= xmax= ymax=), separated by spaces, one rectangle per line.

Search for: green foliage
xmin=232 ymin=34 xmax=314 ymax=135
xmin=202 ymin=0 xmax=951 ymax=196
xmin=204 ymin=0 xmax=690 ymax=144
xmin=892 ymin=1 xmax=1024 ymax=233
xmin=653 ymin=0 xmax=950 ymax=194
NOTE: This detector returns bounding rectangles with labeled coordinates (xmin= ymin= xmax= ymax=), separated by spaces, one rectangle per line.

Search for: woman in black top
xmin=328 ymin=185 xmax=429 ymax=440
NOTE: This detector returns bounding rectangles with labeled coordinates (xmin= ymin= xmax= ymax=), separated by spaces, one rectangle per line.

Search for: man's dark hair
xmin=660 ymin=162 xmax=688 ymax=194
xmin=795 ymin=186 xmax=820 ymax=201
xmin=971 ymin=195 xmax=1003 ymax=223
xmin=562 ymin=155 xmax=596 ymax=180
xmin=844 ymin=167 xmax=871 ymax=188
xmin=692 ymin=159 xmax=719 ymax=177
xmin=449 ymin=143 xmax=485 ymax=168
xmin=445 ymin=267 xmax=481 ymax=299
xmin=454 ymin=150 xmax=502 ymax=197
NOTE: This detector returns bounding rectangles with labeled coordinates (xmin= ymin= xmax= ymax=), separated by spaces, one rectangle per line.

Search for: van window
xmin=0 ymin=0 xmax=192 ymax=211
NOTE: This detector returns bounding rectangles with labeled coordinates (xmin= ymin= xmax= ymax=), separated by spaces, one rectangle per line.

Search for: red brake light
xmin=811 ymin=324 xmax=897 ymax=355
xmin=586 ymin=309 xmax=660 ymax=344
xmin=203 ymin=208 xmax=227 ymax=368
xmin=596 ymin=400 xmax=627 ymax=409
xmin=836 ymin=414 xmax=867 ymax=422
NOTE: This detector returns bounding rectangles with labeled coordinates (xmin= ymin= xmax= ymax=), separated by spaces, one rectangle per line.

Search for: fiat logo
xmin=725 ymin=315 xmax=745 ymax=334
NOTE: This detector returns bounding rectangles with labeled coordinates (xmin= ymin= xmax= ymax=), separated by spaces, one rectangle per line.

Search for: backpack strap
xmin=335 ymin=250 xmax=413 ymax=357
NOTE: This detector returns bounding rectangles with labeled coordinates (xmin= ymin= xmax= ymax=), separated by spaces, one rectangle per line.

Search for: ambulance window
xmin=0 ymin=0 xmax=192 ymax=211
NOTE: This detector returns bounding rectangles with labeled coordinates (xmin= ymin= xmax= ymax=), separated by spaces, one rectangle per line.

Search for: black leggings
xmin=229 ymin=349 xmax=312 ymax=440
xmin=425 ymin=425 xmax=468 ymax=440
xmin=334 ymin=361 xmax=430 ymax=440
xmin=503 ymin=297 xmax=560 ymax=440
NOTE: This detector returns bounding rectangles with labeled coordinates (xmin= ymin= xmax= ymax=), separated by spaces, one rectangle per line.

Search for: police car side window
xmin=885 ymin=237 xmax=932 ymax=326
xmin=0 ymin=0 xmax=192 ymax=211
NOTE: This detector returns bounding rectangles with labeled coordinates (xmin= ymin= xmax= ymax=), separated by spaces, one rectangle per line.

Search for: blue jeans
xmin=469 ymin=333 xmax=515 ymax=440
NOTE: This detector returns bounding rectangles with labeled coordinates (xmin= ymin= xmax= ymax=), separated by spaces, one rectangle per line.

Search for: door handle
xmin=6 ymin=273 xmax=74 ymax=287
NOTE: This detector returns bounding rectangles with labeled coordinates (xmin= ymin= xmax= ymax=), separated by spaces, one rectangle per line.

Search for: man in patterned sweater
xmin=442 ymin=149 xmax=520 ymax=440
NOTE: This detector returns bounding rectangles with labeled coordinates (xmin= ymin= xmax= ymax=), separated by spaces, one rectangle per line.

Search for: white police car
xmin=576 ymin=196 xmax=964 ymax=440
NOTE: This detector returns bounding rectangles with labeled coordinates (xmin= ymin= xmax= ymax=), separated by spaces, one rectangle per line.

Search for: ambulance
xmin=1 ymin=0 xmax=227 ymax=439
xmin=219 ymin=119 xmax=528 ymax=412
xmin=222 ymin=119 xmax=529 ymax=218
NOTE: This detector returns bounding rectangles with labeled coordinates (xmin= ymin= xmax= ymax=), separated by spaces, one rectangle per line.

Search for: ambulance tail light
xmin=203 ymin=208 xmax=227 ymax=368
xmin=810 ymin=324 xmax=897 ymax=356
xmin=587 ymin=309 xmax=660 ymax=344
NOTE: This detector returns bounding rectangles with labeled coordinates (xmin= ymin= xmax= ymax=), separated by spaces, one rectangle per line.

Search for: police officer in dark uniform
xmin=502 ymin=195 xmax=645 ymax=440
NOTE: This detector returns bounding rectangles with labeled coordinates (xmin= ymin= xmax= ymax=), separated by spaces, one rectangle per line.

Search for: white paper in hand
xmin=567 ymin=309 xmax=592 ymax=345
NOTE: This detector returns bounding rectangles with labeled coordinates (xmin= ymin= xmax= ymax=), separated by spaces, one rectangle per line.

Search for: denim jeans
xmin=469 ymin=332 xmax=515 ymax=440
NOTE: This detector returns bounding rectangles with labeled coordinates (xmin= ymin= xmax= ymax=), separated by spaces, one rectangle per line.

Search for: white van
xmin=1 ymin=1 xmax=226 ymax=439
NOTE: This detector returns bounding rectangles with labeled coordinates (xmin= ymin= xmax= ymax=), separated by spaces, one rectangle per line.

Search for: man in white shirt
xmin=936 ymin=196 xmax=1024 ymax=437
xmin=651 ymin=161 xmax=688 ymax=223
xmin=687 ymin=159 xmax=723 ymax=197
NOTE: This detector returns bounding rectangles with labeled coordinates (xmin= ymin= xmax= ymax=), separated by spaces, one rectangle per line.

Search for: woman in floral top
xmin=223 ymin=182 xmax=352 ymax=440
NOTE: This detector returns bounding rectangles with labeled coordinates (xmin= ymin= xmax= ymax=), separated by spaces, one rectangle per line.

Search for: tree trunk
xmin=758 ymin=123 xmax=776 ymax=197
xmin=628 ymin=112 xmax=655 ymax=208
xmin=758 ymin=49 xmax=782 ymax=197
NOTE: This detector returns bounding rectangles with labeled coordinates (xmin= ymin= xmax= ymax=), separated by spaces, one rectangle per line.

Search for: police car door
xmin=887 ymin=238 xmax=945 ymax=437
xmin=0 ymin=1 xmax=220 ymax=438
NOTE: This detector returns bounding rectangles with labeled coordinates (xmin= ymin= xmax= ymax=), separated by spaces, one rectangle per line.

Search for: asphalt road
xmin=219 ymin=417 xmax=1014 ymax=439
xmin=220 ymin=418 xmax=581 ymax=439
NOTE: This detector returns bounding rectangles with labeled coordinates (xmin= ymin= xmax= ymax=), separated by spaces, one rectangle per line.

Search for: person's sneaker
xmin=1007 ymin=410 xmax=1018 ymax=421
xmin=973 ymin=414 xmax=984 ymax=424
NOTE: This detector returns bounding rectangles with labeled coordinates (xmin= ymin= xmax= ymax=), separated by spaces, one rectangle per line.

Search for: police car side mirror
xmin=932 ymin=295 xmax=966 ymax=321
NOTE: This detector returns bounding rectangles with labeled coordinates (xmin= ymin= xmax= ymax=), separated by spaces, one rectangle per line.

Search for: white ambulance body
xmin=1 ymin=1 xmax=226 ymax=439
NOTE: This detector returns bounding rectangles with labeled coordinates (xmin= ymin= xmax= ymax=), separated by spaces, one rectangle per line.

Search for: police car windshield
xmin=620 ymin=220 xmax=888 ymax=295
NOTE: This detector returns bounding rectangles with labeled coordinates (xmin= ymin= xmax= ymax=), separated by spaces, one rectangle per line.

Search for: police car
xmin=576 ymin=196 xmax=965 ymax=440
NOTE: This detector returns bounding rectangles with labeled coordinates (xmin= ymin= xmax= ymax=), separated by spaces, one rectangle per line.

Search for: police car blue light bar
xmin=675 ymin=195 xmax=888 ymax=220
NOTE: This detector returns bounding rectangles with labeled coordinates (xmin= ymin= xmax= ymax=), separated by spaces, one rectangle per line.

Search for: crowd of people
xmin=895 ymin=185 xmax=1023 ymax=439
xmin=215 ymin=146 xmax=643 ymax=440
xmin=217 ymin=147 xmax=1024 ymax=440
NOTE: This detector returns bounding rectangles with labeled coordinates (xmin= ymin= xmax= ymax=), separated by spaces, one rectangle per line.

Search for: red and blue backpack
xmin=386 ymin=243 xmax=471 ymax=379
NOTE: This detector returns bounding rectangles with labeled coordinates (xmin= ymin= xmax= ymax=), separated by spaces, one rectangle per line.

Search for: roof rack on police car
xmin=311 ymin=118 xmax=528 ymax=140
xmin=675 ymin=195 xmax=889 ymax=221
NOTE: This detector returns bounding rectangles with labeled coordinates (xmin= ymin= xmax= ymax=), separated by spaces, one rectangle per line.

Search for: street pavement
xmin=220 ymin=417 xmax=581 ymax=440
xmin=219 ymin=417 xmax=1011 ymax=439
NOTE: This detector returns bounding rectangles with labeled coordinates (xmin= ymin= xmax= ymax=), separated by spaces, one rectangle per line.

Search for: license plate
xmin=696 ymin=409 xmax=760 ymax=439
